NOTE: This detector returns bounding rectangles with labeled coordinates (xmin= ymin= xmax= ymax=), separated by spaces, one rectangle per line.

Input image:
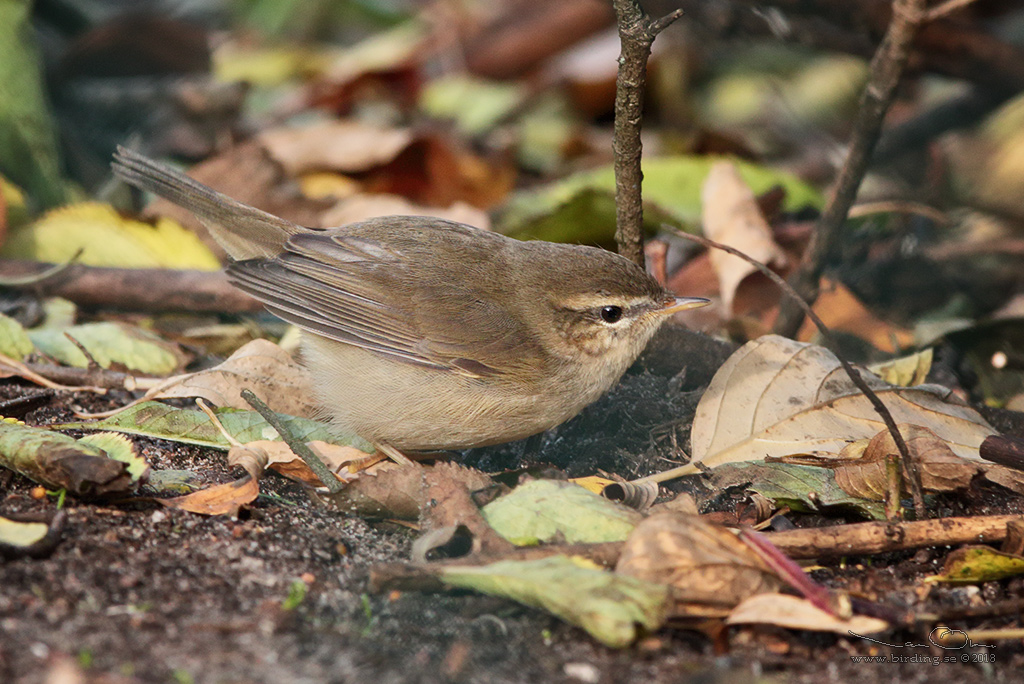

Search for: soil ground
xmin=2 ymin=329 xmax=1024 ymax=683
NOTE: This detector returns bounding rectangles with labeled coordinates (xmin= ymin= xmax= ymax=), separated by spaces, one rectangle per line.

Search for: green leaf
xmin=439 ymin=556 xmax=668 ymax=648
xmin=420 ymin=75 xmax=527 ymax=136
xmin=496 ymin=155 xmax=822 ymax=243
xmin=29 ymin=322 xmax=184 ymax=376
xmin=53 ymin=401 xmax=372 ymax=453
xmin=0 ymin=418 xmax=138 ymax=497
xmin=708 ymin=462 xmax=887 ymax=520
xmin=0 ymin=312 xmax=33 ymax=360
xmin=78 ymin=432 xmax=148 ymax=482
xmin=481 ymin=479 xmax=642 ymax=546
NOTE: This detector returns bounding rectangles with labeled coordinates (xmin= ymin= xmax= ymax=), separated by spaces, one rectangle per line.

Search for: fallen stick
xmin=765 ymin=514 xmax=1023 ymax=559
xmin=0 ymin=260 xmax=261 ymax=313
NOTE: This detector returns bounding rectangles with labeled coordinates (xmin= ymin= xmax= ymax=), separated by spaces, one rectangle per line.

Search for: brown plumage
xmin=112 ymin=146 xmax=708 ymax=453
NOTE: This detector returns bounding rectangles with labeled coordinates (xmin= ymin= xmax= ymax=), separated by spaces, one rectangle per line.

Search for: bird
xmin=112 ymin=146 xmax=709 ymax=462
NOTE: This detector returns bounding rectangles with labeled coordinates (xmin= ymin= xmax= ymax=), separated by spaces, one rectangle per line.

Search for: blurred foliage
xmin=231 ymin=0 xmax=410 ymax=41
xmin=0 ymin=0 xmax=69 ymax=210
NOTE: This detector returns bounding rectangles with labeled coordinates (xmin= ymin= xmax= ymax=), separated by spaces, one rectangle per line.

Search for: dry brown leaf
xmin=680 ymin=335 xmax=996 ymax=476
xmin=139 ymin=339 xmax=317 ymax=417
xmin=797 ymin=279 xmax=914 ymax=352
xmin=158 ymin=475 xmax=258 ymax=516
xmin=615 ymin=512 xmax=783 ymax=617
xmin=726 ymin=593 xmax=888 ymax=634
xmin=981 ymin=464 xmax=1024 ymax=496
xmin=320 ymin=193 xmax=491 ymax=230
xmin=227 ymin=439 xmax=372 ymax=484
xmin=701 ymin=161 xmax=787 ymax=315
xmin=318 ymin=462 xmax=496 ymax=521
xmin=259 ymin=120 xmax=414 ymax=175
xmin=419 ymin=463 xmax=513 ymax=557
xmin=832 ymin=424 xmax=981 ymax=500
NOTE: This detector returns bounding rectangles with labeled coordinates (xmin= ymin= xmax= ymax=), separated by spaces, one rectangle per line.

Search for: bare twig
xmin=764 ymin=514 xmax=1022 ymax=558
xmin=649 ymin=228 xmax=926 ymax=517
xmin=240 ymin=389 xmax=344 ymax=494
xmin=0 ymin=250 xmax=82 ymax=286
xmin=925 ymin=0 xmax=979 ymax=21
xmin=63 ymin=332 xmax=100 ymax=371
xmin=611 ymin=0 xmax=683 ymax=266
xmin=773 ymin=0 xmax=927 ymax=337
xmin=0 ymin=260 xmax=261 ymax=313
xmin=0 ymin=351 xmax=108 ymax=393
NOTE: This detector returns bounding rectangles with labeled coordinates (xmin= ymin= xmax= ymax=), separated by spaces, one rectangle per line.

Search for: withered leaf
xmin=832 ymin=424 xmax=981 ymax=500
xmin=681 ymin=335 xmax=995 ymax=477
xmin=726 ymin=593 xmax=888 ymax=634
xmin=616 ymin=512 xmax=783 ymax=617
xmin=158 ymin=475 xmax=259 ymax=516
xmin=137 ymin=339 xmax=317 ymax=418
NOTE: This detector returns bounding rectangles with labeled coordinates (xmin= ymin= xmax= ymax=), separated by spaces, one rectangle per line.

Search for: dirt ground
xmin=3 ymin=328 xmax=1024 ymax=683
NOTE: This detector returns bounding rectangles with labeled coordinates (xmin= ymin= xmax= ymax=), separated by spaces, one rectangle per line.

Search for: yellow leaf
xmin=1 ymin=202 xmax=220 ymax=269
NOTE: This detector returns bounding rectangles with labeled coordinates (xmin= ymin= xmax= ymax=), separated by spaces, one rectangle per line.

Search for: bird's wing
xmin=227 ymin=227 xmax=543 ymax=377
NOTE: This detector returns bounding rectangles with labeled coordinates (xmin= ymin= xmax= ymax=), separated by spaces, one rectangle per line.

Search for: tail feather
xmin=112 ymin=146 xmax=302 ymax=260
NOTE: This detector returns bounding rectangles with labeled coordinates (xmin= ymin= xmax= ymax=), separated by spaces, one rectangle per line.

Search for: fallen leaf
xmin=419 ymin=75 xmax=527 ymax=136
xmin=726 ymin=593 xmax=888 ymax=634
xmin=55 ymin=401 xmax=372 ymax=453
xmin=0 ymin=511 xmax=65 ymax=559
xmin=867 ymin=348 xmax=934 ymax=387
xmin=1 ymin=202 xmax=220 ymax=269
xmin=0 ymin=419 xmax=144 ymax=497
xmin=259 ymin=120 xmax=414 ymax=176
xmin=227 ymin=439 xmax=370 ymax=484
xmin=0 ymin=312 xmax=32 ymax=360
xmin=707 ymin=462 xmax=886 ymax=520
xmin=481 ymin=479 xmax=642 ymax=546
xmin=680 ymin=335 xmax=996 ymax=476
xmin=138 ymin=339 xmax=317 ymax=417
xmin=568 ymin=475 xmax=616 ymax=495
xmin=931 ymin=545 xmax=1024 ymax=584
xmin=29 ymin=322 xmax=186 ymax=376
xmin=832 ymin=424 xmax=981 ymax=500
xmin=320 ymin=193 xmax=491 ymax=230
xmin=319 ymin=462 xmax=495 ymax=520
xmin=158 ymin=475 xmax=259 ymax=516
xmin=701 ymin=161 xmax=787 ymax=314
xmin=439 ymin=556 xmax=669 ymax=648
xmin=797 ymin=279 xmax=914 ymax=352
xmin=498 ymin=155 xmax=822 ymax=243
xmin=419 ymin=462 xmax=513 ymax=557
xmin=616 ymin=513 xmax=783 ymax=617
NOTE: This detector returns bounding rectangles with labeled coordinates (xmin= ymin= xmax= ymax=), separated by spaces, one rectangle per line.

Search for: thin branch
xmin=241 ymin=389 xmax=344 ymax=494
xmin=0 ymin=260 xmax=261 ymax=313
xmin=652 ymin=228 xmax=926 ymax=517
xmin=765 ymin=514 xmax=1021 ymax=558
xmin=925 ymin=0 xmax=980 ymax=21
xmin=773 ymin=0 xmax=927 ymax=337
xmin=611 ymin=0 xmax=683 ymax=266
xmin=0 ymin=250 xmax=82 ymax=286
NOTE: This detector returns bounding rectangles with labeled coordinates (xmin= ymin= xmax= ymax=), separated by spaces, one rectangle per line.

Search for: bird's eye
xmin=600 ymin=305 xmax=624 ymax=323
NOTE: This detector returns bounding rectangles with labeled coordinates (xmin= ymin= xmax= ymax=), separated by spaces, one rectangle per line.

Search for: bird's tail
xmin=112 ymin=146 xmax=303 ymax=260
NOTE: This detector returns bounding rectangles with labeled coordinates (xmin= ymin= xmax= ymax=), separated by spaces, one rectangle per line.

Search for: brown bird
xmin=112 ymin=147 xmax=708 ymax=462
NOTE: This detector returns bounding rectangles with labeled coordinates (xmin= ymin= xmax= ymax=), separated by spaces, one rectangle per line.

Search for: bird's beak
xmin=657 ymin=296 xmax=711 ymax=315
